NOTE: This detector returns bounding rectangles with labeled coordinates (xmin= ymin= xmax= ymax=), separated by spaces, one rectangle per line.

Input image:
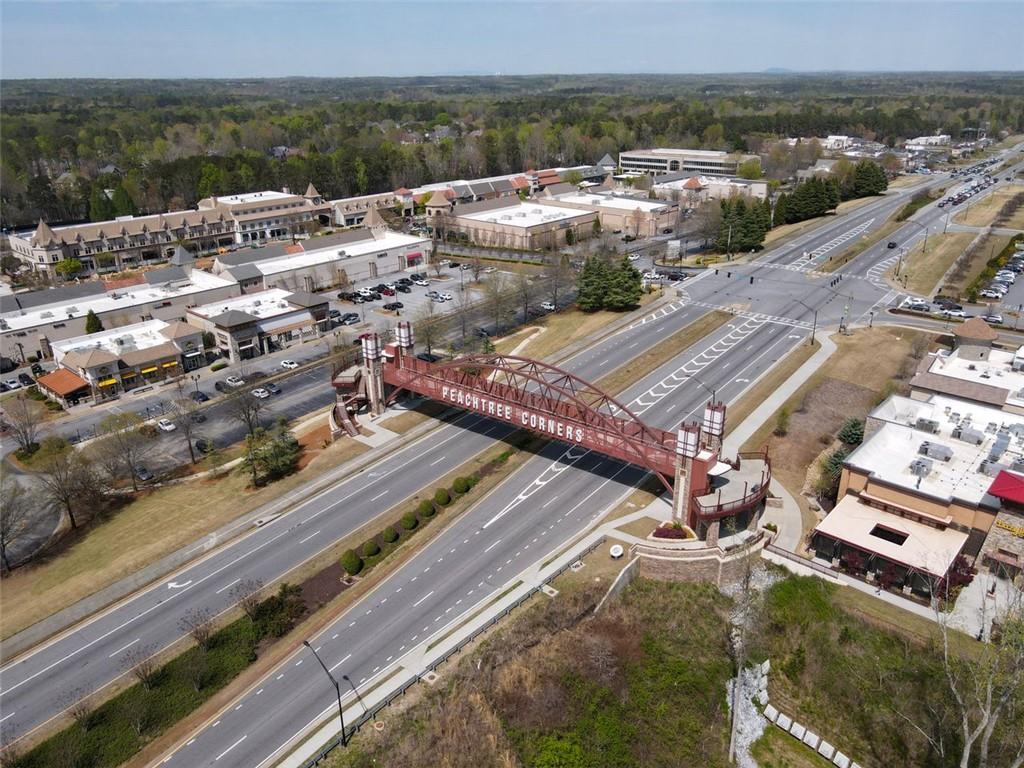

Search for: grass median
xmin=889 ymin=230 xmax=976 ymax=295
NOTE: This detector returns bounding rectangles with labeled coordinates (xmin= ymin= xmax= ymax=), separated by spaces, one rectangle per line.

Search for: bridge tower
xmin=701 ymin=401 xmax=726 ymax=454
xmin=673 ymin=422 xmax=701 ymax=524
xmin=359 ymin=332 xmax=386 ymax=416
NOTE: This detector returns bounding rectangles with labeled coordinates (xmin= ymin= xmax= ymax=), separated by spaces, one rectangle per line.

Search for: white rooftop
xmin=0 ymin=270 xmax=234 ymax=332
xmin=625 ymin=148 xmax=730 ymax=158
xmin=815 ymin=495 xmax=968 ymax=577
xmin=252 ymin=231 xmax=428 ymax=277
xmin=653 ymin=175 xmax=759 ymax=191
xmin=190 ymin=288 xmax=300 ymax=321
xmin=457 ymin=201 xmax=591 ymax=228
xmin=922 ymin=348 xmax=1024 ymax=408
xmin=850 ymin=393 xmax=1024 ymax=507
xmin=215 ymin=191 xmax=296 ymax=205
xmin=52 ymin=319 xmax=183 ymax=359
xmin=551 ymin=192 xmax=670 ymax=213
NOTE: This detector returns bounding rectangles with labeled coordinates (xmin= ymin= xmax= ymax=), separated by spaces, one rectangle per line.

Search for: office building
xmin=445 ymin=198 xmax=596 ymax=250
xmin=618 ymin=148 xmax=759 ymax=177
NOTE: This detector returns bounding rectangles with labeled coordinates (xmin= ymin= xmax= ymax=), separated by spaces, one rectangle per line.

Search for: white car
xmin=440 ymin=292 xmax=453 ymax=301
xmin=940 ymin=309 xmax=968 ymax=319
xmin=627 ymin=254 xmax=641 ymax=262
xmin=280 ymin=359 xmax=299 ymax=370
xmin=483 ymin=266 xmax=497 ymax=273
xmin=2 ymin=379 xmax=21 ymax=390
xmin=979 ymin=289 xmax=1003 ymax=299
xmin=251 ymin=388 xmax=270 ymax=399
xmin=357 ymin=287 xmax=374 ymax=297
xmin=642 ymin=271 xmax=663 ymax=280
xmin=157 ymin=418 xmax=177 ymax=433
xmin=541 ymin=301 xmax=556 ymax=312
xmin=225 ymin=375 xmax=246 ymax=387
xmin=414 ymin=279 xmax=430 ymax=287
xmin=384 ymin=282 xmax=396 ymax=290
xmin=431 ymin=295 xmax=448 ymax=303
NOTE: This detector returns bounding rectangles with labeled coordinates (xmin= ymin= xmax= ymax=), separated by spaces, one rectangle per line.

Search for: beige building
xmin=8 ymin=185 xmax=332 ymax=276
xmin=541 ymin=186 xmax=678 ymax=237
xmin=444 ymin=198 xmax=596 ymax=250
xmin=652 ymin=174 xmax=769 ymax=206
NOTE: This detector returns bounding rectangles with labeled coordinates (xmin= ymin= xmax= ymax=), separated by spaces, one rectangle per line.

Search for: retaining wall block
xmin=776 ymin=713 xmax=793 ymax=731
xmin=790 ymin=722 xmax=806 ymax=740
xmin=833 ymin=752 xmax=851 ymax=768
xmin=763 ymin=704 xmax=779 ymax=723
xmin=818 ymin=741 xmax=836 ymax=760
xmin=802 ymin=731 xmax=820 ymax=749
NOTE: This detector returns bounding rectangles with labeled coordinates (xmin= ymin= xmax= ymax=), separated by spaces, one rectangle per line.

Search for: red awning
xmin=987 ymin=470 xmax=1024 ymax=505
xmin=405 ymin=252 xmax=422 ymax=259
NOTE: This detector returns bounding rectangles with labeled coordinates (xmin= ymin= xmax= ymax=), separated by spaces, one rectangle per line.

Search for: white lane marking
xmin=370 ymin=490 xmax=388 ymax=502
xmin=298 ymin=530 xmax=321 ymax=544
xmin=107 ymin=638 xmax=140 ymax=659
xmin=329 ymin=653 xmax=352 ymax=672
xmin=256 ymin=688 xmax=263 ymax=695
xmin=429 ymin=455 xmax=446 ymax=466
xmin=0 ymin=712 xmax=15 ymax=724
xmin=215 ymin=578 xmax=241 ymax=595
xmin=483 ymin=538 xmax=502 ymax=553
xmin=166 ymin=580 xmax=192 ymax=590
xmin=276 ymin=674 xmax=284 ymax=681
xmin=215 ymin=734 xmax=247 ymax=761
xmin=412 ymin=590 xmax=435 ymax=608
xmin=541 ymin=496 xmax=558 ymax=509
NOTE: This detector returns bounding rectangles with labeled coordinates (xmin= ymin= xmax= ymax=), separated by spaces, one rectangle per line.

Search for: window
xmin=869 ymin=525 xmax=908 ymax=546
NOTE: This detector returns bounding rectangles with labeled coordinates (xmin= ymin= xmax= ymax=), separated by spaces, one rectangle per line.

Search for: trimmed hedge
xmin=400 ymin=512 xmax=419 ymax=530
xmin=362 ymin=539 xmax=380 ymax=558
xmin=452 ymin=476 xmax=471 ymax=494
xmin=382 ymin=525 xmax=398 ymax=544
xmin=434 ymin=488 xmax=451 ymax=507
xmin=341 ymin=549 xmax=363 ymax=575
xmin=418 ymin=499 xmax=436 ymax=518
xmin=210 ymin=361 xmax=228 ymax=372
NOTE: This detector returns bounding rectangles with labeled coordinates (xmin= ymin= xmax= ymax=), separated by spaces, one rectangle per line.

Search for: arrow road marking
xmin=167 ymin=580 xmax=192 ymax=590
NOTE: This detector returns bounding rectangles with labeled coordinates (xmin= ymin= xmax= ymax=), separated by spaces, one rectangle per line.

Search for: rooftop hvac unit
xmin=915 ymin=417 xmax=940 ymax=434
xmin=953 ymin=426 xmax=985 ymax=445
xmin=1008 ymin=424 xmax=1024 ymax=438
xmin=909 ymin=458 xmax=933 ymax=477
xmin=986 ymin=422 xmax=999 ymax=434
xmin=989 ymin=433 xmax=1011 ymax=462
xmin=919 ymin=441 xmax=954 ymax=462
xmin=979 ymin=460 xmax=1007 ymax=478
xmin=1011 ymin=460 xmax=1024 ymax=474
xmin=40 ymin=311 xmax=53 ymax=319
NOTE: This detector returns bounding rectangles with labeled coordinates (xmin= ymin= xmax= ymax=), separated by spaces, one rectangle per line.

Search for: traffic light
xmin=749 ymin=276 xmax=754 ymax=285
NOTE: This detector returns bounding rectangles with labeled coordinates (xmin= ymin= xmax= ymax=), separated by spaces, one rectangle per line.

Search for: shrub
xmin=382 ymin=526 xmax=398 ymax=544
xmin=362 ymin=539 xmax=380 ymax=558
xmin=763 ymin=522 xmax=779 ymax=533
xmin=340 ymin=549 xmax=363 ymax=576
xmin=653 ymin=524 xmax=690 ymax=539
xmin=837 ymin=417 xmax=864 ymax=446
xmin=210 ymin=361 xmax=227 ymax=372
xmin=434 ymin=487 xmax=451 ymax=506
xmin=452 ymin=476 xmax=471 ymax=494
xmin=401 ymin=512 xmax=418 ymax=530
xmin=773 ymin=406 xmax=790 ymax=437
xmin=418 ymin=499 xmax=436 ymax=518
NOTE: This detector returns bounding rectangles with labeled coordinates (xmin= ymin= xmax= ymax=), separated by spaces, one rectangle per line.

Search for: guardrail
xmin=764 ymin=544 xmax=836 ymax=578
xmin=300 ymin=537 xmax=604 ymax=767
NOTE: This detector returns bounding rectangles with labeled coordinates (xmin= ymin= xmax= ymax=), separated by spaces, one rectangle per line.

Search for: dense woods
xmin=2 ymin=73 xmax=1022 ymax=229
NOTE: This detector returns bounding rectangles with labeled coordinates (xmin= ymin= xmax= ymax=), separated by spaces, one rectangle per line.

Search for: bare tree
xmin=470 ymin=257 xmax=484 ymax=283
xmin=543 ymin=253 xmax=575 ymax=309
xmin=95 ymin=412 xmax=153 ymax=491
xmin=0 ymin=475 xmax=34 ymax=573
xmin=413 ymin=299 xmax=447 ymax=356
xmin=453 ymin=285 xmax=473 ymax=342
xmin=121 ymin=644 xmax=159 ymax=690
xmin=178 ymin=607 xmax=216 ymax=650
xmin=224 ymin=389 xmax=265 ymax=486
xmin=695 ymin=200 xmax=722 ymax=248
xmin=182 ymin=649 xmax=208 ymax=692
xmin=230 ymin=578 xmax=264 ymax=622
xmin=169 ymin=379 xmax=201 ymax=465
xmin=514 ymin=272 xmax=534 ymax=324
xmin=60 ymin=688 xmax=93 ymax=731
xmin=482 ymin=272 xmax=515 ymax=334
xmin=5 ymin=394 xmax=42 ymax=455
xmin=118 ymin=689 xmax=153 ymax=737
xmin=33 ymin=437 xmax=101 ymax=530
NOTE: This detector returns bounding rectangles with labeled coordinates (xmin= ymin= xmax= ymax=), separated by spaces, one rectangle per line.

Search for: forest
xmin=2 ymin=72 xmax=1022 ymax=229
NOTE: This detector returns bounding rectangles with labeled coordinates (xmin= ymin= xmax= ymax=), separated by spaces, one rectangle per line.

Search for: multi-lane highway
xmin=2 ymin=146 xmax=1020 ymax=762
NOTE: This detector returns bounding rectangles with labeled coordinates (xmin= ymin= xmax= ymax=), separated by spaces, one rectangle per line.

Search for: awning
xmin=140 ymin=366 xmax=159 ymax=374
xmin=405 ymin=251 xmax=423 ymax=259
xmin=98 ymin=378 xmax=118 ymax=387
xmin=162 ymin=361 xmax=178 ymax=368
xmin=121 ymin=371 xmax=137 ymax=378
xmin=184 ymin=350 xmax=203 ymax=358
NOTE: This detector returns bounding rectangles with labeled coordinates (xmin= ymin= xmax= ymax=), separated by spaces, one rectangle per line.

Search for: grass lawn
xmin=741 ymin=327 xmax=925 ymax=536
xmin=0 ymin=434 xmax=368 ymax=640
xmin=889 ymin=230 xmax=976 ymax=296
xmin=594 ymin=310 xmax=731 ymax=395
xmin=750 ymin=726 xmax=834 ymax=768
xmin=953 ymin=184 xmax=1024 ymax=229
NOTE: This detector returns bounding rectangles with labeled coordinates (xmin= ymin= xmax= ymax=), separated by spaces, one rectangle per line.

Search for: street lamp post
xmin=189 ymin=374 xmax=200 ymax=393
xmin=302 ymin=640 xmax=347 ymax=747
xmin=794 ymin=298 xmax=819 ymax=346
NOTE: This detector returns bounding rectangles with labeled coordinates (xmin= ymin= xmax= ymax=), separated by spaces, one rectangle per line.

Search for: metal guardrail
xmin=764 ymin=544 xmax=836 ymax=578
xmin=301 ymin=537 xmax=604 ymax=766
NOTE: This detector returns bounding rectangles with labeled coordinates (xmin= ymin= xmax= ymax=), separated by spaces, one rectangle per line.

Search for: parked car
xmin=483 ymin=266 xmax=497 ymax=274
xmin=18 ymin=373 xmax=34 ymax=387
xmin=460 ymin=264 xmax=473 ymax=271
xmin=396 ymin=277 xmax=413 ymax=286
xmin=225 ymin=375 xmax=246 ymax=387
xmin=440 ymin=292 xmax=453 ymax=301
xmin=983 ymin=314 xmax=1004 ymax=325
xmin=2 ymin=379 xmax=21 ymax=390
xmin=627 ymin=254 xmax=641 ymax=261
xmin=195 ymin=438 xmax=215 ymax=454
xmin=190 ymin=412 xmax=207 ymax=423
xmin=432 ymin=295 xmax=448 ymax=303
xmin=381 ymin=287 xmax=396 ymax=296
xmin=383 ymin=301 xmax=404 ymax=311
xmin=135 ymin=467 xmax=154 ymax=482
xmin=30 ymin=363 xmax=44 ymax=376
xmin=541 ymin=301 xmax=556 ymax=312
xmin=416 ymin=352 xmax=441 ymax=363
xmin=341 ymin=313 xmax=361 ymax=325
xmin=264 ymin=382 xmax=282 ymax=395
xmin=366 ymin=291 xmax=382 ymax=301
xmin=157 ymin=418 xmax=177 ymax=433
xmin=622 ymin=235 xmax=636 ymax=242
xmin=475 ymin=327 xmax=490 ymax=338
xmin=940 ymin=309 xmax=968 ymax=318
xmin=281 ymin=359 xmax=299 ymax=370
xmin=425 ymin=290 xmax=439 ymax=299
xmin=190 ymin=390 xmax=210 ymax=402
xmin=396 ymin=284 xmax=411 ymax=293
xmin=980 ymin=289 xmax=1004 ymax=299
xmin=214 ymin=381 xmax=229 ymax=393
xmin=251 ymin=387 xmax=270 ymax=399
xmin=415 ymin=279 xmax=430 ymax=286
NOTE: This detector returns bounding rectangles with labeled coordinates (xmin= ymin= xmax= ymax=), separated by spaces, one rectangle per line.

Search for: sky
xmin=1 ymin=0 xmax=1021 ymax=79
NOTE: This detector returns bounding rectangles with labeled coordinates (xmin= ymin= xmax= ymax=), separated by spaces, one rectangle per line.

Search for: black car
xmin=214 ymin=381 xmax=229 ymax=393
xmin=190 ymin=412 xmax=207 ymax=423
xmin=448 ymin=261 xmax=461 ymax=268
xmin=190 ymin=390 xmax=210 ymax=402
xmin=18 ymin=373 xmax=34 ymax=387
xmin=195 ymin=438 xmax=215 ymax=454
xmin=395 ymin=284 xmax=411 ymax=293
xmin=329 ymin=309 xmax=342 ymax=320
xmin=30 ymin=363 xmax=44 ymax=376
xmin=887 ymin=241 xmax=898 ymax=249
xmin=475 ymin=327 xmax=490 ymax=338
xmin=396 ymin=277 xmax=413 ymax=285
xmin=374 ymin=283 xmax=388 ymax=293
xmin=366 ymin=291 xmax=382 ymax=301
xmin=383 ymin=301 xmax=404 ymax=311
xmin=416 ymin=352 xmax=441 ymax=363
xmin=665 ymin=271 xmax=686 ymax=281
xmin=135 ymin=466 xmax=154 ymax=482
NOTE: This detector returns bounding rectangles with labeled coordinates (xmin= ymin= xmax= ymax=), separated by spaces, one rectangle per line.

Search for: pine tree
xmin=604 ymin=257 xmax=642 ymax=310
xmin=773 ymin=192 xmax=789 ymax=226
xmin=89 ymin=184 xmax=115 ymax=222
xmin=825 ymin=178 xmax=841 ymax=210
xmin=576 ymin=256 xmax=608 ymax=312
xmin=111 ymin=184 xmax=138 ymax=217
xmin=85 ymin=310 xmax=104 ymax=334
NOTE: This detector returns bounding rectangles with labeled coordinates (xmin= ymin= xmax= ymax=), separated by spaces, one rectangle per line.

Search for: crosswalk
xmin=683 ymin=300 xmax=815 ymax=330
xmin=787 ymin=218 xmax=875 ymax=266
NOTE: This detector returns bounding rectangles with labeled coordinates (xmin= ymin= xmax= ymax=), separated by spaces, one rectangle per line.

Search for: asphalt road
xmin=4 ymin=143 xmax=1022 ymax=758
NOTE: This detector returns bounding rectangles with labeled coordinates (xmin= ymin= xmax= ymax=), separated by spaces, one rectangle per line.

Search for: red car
xmin=381 ymin=287 xmax=396 ymax=296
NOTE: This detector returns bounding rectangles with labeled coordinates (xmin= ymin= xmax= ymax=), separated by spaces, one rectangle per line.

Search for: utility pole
xmin=303 ymin=640 xmax=347 ymax=747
